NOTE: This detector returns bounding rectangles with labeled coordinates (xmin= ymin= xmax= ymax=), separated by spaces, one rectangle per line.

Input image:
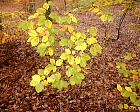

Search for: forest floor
xmin=0 ymin=2 xmax=140 ymax=112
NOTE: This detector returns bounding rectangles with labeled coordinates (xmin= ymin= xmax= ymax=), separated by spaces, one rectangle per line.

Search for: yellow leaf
xmin=44 ymin=68 xmax=50 ymax=75
xmin=32 ymin=75 xmax=41 ymax=81
xmin=50 ymin=58 xmax=55 ymax=65
xmin=56 ymin=59 xmax=63 ymax=66
xmin=87 ymin=37 xmax=97 ymax=45
xmin=28 ymin=30 xmax=38 ymax=37
xmin=117 ymin=84 xmax=123 ymax=92
xmin=68 ymin=55 xmax=75 ymax=65
xmin=42 ymin=35 xmax=48 ymax=42
xmin=60 ymin=53 xmax=68 ymax=60
xmin=67 ymin=25 xmax=74 ymax=33
xmin=92 ymin=8 xmax=100 ymax=13
xmin=43 ymin=3 xmax=49 ymax=10
xmin=72 ymin=50 xmax=76 ymax=55
xmin=36 ymin=27 xmax=45 ymax=34
xmin=48 ymin=47 xmax=54 ymax=56
xmin=65 ymin=49 xmax=71 ymax=54
xmin=100 ymin=15 xmax=108 ymax=22
xmin=47 ymin=77 xmax=55 ymax=83
xmin=43 ymin=80 xmax=48 ymax=86
xmin=125 ymin=86 xmax=132 ymax=92
xmin=75 ymin=56 xmax=81 ymax=64
xmin=41 ymin=76 xmax=45 ymax=80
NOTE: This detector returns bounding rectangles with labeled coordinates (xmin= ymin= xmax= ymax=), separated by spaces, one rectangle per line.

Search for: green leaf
xmin=124 ymin=104 xmax=129 ymax=109
xmin=118 ymin=103 xmax=123 ymax=110
xmin=35 ymin=82 xmax=44 ymax=93
xmin=37 ymin=43 xmax=47 ymax=56
xmin=128 ymin=81 xmax=136 ymax=88
xmin=121 ymin=90 xmax=131 ymax=98
xmin=52 ymin=80 xmax=68 ymax=90
xmin=56 ymin=59 xmax=63 ymax=66
xmin=66 ymin=67 xmax=77 ymax=77
xmin=134 ymin=100 xmax=140 ymax=106
xmin=87 ymin=27 xmax=97 ymax=36
xmin=130 ymin=93 xmax=137 ymax=103
xmin=36 ymin=8 xmax=46 ymax=14
xmin=68 ymin=40 xmax=74 ymax=48
xmin=59 ymin=38 xmax=68 ymax=46
xmin=38 ymin=69 xmax=44 ymax=76
xmin=124 ymin=52 xmax=133 ymax=60
xmin=45 ymin=20 xmax=52 ymax=28
xmin=18 ymin=20 xmax=30 ymax=30
xmin=90 ymin=43 xmax=102 ymax=56
xmin=31 ymin=37 xmax=40 ymax=47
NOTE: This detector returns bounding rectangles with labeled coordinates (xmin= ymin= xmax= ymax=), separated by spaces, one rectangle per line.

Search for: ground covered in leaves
xmin=0 ymin=3 xmax=140 ymax=112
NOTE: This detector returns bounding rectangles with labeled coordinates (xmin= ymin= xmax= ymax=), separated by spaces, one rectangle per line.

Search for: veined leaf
xmin=125 ymin=86 xmax=132 ymax=92
xmin=45 ymin=20 xmax=52 ymax=28
xmin=37 ymin=43 xmax=47 ymax=56
xmin=36 ymin=27 xmax=45 ymax=34
xmin=59 ymin=38 xmax=68 ymax=46
xmin=36 ymin=8 xmax=46 ymax=14
xmin=31 ymin=36 xmax=39 ymax=47
xmin=50 ymin=58 xmax=55 ymax=65
xmin=56 ymin=59 xmax=63 ymax=66
xmin=35 ymin=82 xmax=44 ymax=93
xmin=100 ymin=14 xmax=108 ymax=22
xmin=60 ymin=53 xmax=68 ymax=60
xmin=43 ymin=80 xmax=48 ymax=86
xmin=68 ymin=55 xmax=75 ymax=65
xmin=117 ymin=84 xmax=123 ymax=92
xmin=28 ymin=30 xmax=38 ymax=37
xmin=90 ymin=43 xmax=102 ymax=56
xmin=124 ymin=52 xmax=133 ymax=61
xmin=87 ymin=37 xmax=97 ymax=45
xmin=47 ymin=47 xmax=54 ymax=56
xmin=87 ymin=27 xmax=97 ymax=36
xmin=38 ymin=69 xmax=44 ymax=76
xmin=123 ymin=104 xmax=128 ymax=109
xmin=67 ymin=25 xmax=74 ymax=33
xmin=42 ymin=35 xmax=49 ymax=42
xmin=75 ymin=56 xmax=81 ymax=64
xmin=65 ymin=49 xmax=71 ymax=55
xmin=134 ymin=100 xmax=140 ymax=106
xmin=43 ymin=3 xmax=49 ymax=10
xmin=75 ymin=42 xmax=87 ymax=51
xmin=130 ymin=93 xmax=137 ymax=103
xmin=30 ymin=75 xmax=41 ymax=87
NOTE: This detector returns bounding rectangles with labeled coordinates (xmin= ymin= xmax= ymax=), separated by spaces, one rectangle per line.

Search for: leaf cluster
xmin=19 ymin=2 xmax=102 ymax=93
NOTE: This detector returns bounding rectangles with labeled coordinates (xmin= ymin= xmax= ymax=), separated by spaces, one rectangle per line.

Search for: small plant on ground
xmin=116 ymin=52 xmax=140 ymax=111
xmin=19 ymin=1 xmax=102 ymax=93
